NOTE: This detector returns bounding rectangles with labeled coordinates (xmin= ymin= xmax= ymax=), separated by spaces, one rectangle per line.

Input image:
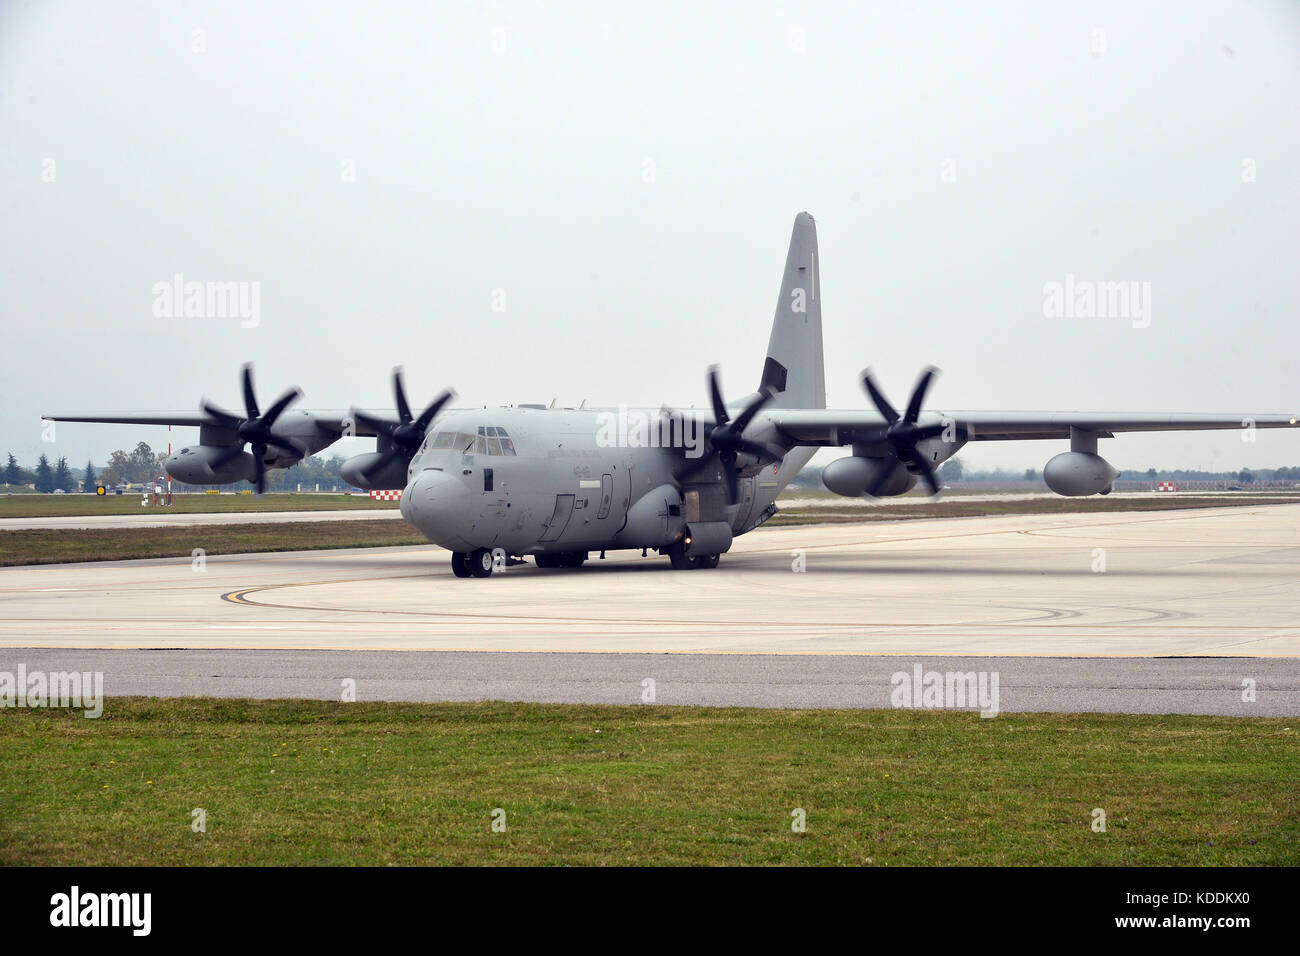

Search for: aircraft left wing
xmin=767 ymin=409 xmax=1300 ymax=446
xmin=42 ymin=410 xmax=382 ymax=437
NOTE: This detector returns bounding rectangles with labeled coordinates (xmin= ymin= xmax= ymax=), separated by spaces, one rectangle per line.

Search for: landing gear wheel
xmin=695 ymin=553 xmax=720 ymax=569
xmin=451 ymin=552 xmax=472 ymax=578
xmin=559 ymin=552 xmax=587 ymax=568
xmin=667 ymin=541 xmax=696 ymax=570
xmin=470 ymin=548 xmax=495 ymax=577
xmin=534 ymin=554 xmax=562 ymax=569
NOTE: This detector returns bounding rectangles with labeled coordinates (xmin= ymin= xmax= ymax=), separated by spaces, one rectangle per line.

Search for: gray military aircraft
xmin=46 ymin=213 xmax=1297 ymax=577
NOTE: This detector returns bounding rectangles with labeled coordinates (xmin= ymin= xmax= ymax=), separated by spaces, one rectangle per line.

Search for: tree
xmin=1238 ymin=468 xmax=1255 ymax=485
xmin=34 ymin=455 xmax=54 ymax=493
xmin=4 ymin=453 xmax=20 ymax=486
xmin=1024 ymin=468 xmax=1039 ymax=482
xmin=938 ymin=458 xmax=964 ymax=483
xmin=84 ymin=460 xmax=96 ymax=489
xmin=53 ymin=457 xmax=74 ymax=492
xmin=1146 ymin=468 xmax=1157 ymax=479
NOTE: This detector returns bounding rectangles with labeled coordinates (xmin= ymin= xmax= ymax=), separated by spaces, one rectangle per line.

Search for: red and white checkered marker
xmin=1156 ymin=481 xmax=1177 ymax=492
xmin=369 ymin=489 xmax=403 ymax=501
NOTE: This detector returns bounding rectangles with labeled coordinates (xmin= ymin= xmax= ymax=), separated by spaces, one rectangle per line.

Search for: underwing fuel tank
xmin=1043 ymin=452 xmax=1120 ymax=496
xmin=821 ymin=455 xmax=918 ymax=497
xmin=165 ymin=445 xmax=254 ymax=484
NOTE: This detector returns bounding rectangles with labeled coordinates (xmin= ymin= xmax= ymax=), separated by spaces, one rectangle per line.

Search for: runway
xmin=2 ymin=648 xmax=1294 ymax=715
xmin=2 ymin=504 xmax=1298 ymax=712
xmin=0 ymin=508 xmax=403 ymax=531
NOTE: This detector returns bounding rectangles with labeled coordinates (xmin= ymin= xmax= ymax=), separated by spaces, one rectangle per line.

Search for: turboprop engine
xmin=1043 ymin=452 xmax=1120 ymax=497
xmin=821 ymin=455 xmax=919 ymax=497
xmin=165 ymin=445 xmax=255 ymax=484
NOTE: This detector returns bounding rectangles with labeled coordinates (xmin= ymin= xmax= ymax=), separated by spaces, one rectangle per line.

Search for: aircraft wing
xmin=768 ymin=409 xmax=1299 ymax=446
xmin=42 ymin=410 xmax=382 ymax=436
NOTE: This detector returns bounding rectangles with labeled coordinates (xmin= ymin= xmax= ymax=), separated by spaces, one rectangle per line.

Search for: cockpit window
xmin=427 ymin=427 xmax=517 ymax=456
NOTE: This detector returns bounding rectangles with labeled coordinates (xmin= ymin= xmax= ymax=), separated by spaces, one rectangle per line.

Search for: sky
xmin=2 ymin=0 xmax=1298 ymax=475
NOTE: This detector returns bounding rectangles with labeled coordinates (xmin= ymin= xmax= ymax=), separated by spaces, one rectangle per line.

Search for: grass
xmin=0 ymin=699 xmax=1295 ymax=866
xmin=0 ymin=492 xmax=395 ymax=519
xmin=0 ymin=519 xmax=424 ymax=566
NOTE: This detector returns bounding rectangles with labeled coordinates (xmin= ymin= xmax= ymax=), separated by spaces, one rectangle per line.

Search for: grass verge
xmin=0 ymin=699 xmax=1295 ymax=866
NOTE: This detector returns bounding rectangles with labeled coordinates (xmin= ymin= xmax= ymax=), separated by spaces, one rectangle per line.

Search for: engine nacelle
xmin=165 ymin=445 xmax=254 ymax=484
xmin=340 ymin=452 xmax=409 ymax=491
xmin=1043 ymin=452 xmax=1120 ymax=497
xmin=821 ymin=455 xmax=919 ymax=498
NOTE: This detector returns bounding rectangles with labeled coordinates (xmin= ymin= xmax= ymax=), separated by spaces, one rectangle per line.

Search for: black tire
xmin=559 ymin=552 xmax=588 ymax=568
xmin=470 ymin=548 xmax=495 ymax=577
xmin=534 ymin=554 xmax=563 ymax=569
xmin=667 ymin=541 xmax=696 ymax=570
xmin=451 ymin=552 xmax=472 ymax=578
xmin=695 ymin=553 xmax=719 ymax=569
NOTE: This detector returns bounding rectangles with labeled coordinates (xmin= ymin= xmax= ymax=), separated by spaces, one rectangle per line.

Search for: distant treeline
xmin=3 ymin=443 xmax=353 ymax=493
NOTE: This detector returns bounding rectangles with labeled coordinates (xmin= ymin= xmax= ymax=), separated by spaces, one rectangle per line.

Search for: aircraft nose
xmin=401 ymin=468 xmax=471 ymax=535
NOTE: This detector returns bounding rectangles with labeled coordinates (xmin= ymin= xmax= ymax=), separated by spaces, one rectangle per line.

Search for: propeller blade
xmin=201 ymin=401 xmax=244 ymax=431
xmin=721 ymin=457 xmax=740 ymax=504
xmin=913 ymin=455 xmax=942 ymax=496
xmin=261 ymin=387 xmax=302 ymax=427
xmin=911 ymin=422 xmax=947 ymax=441
xmin=362 ymin=447 xmax=403 ymax=482
xmin=861 ymin=370 xmax=899 ymax=425
xmin=733 ymin=437 xmax=781 ymax=466
xmin=354 ymin=410 xmax=397 ymax=438
xmin=414 ymin=390 xmax=455 ymax=432
xmin=264 ymin=435 xmax=303 ymax=457
xmin=210 ymin=444 xmax=246 ymax=469
xmin=251 ymin=443 xmax=267 ymax=494
xmin=392 ymin=368 xmax=413 ymax=424
xmin=731 ymin=392 xmax=772 ymax=433
xmin=865 ymin=453 xmax=901 ymax=498
xmin=241 ymin=363 xmax=259 ymax=419
xmin=706 ymin=366 xmax=729 ymax=427
xmin=903 ymin=366 xmax=938 ymax=424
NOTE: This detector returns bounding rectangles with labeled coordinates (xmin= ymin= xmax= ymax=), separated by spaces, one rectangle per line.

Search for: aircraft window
xmin=431 ymin=432 xmax=457 ymax=449
xmin=487 ymin=437 xmax=503 ymax=455
xmin=475 ymin=435 xmax=487 ymax=454
xmin=455 ymin=432 xmax=475 ymax=451
xmin=499 ymin=437 xmax=516 ymax=456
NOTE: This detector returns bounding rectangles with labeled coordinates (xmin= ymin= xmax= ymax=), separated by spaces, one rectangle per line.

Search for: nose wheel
xmin=451 ymin=549 xmax=496 ymax=577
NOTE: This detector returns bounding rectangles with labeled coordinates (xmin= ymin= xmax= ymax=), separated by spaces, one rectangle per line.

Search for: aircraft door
xmin=539 ymin=494 xmax=575 ymax=542
xmin=597 ymin=474 xmax=613 ymax=519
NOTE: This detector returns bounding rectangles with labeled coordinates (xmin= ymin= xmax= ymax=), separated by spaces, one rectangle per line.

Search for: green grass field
xmin=0 ymin=492 xmax=395 ymax=519
xmin=0 ymin=699 xmax=1295 ymax=866
xmin=0 ymin=519 xmax=423 ymax=566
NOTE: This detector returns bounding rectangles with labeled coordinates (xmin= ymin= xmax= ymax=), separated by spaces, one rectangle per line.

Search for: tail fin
xmin=759 ymin=212 xmax=826 ymax=410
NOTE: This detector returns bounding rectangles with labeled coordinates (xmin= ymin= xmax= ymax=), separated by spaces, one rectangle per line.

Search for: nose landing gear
xmin=451 ymin=549 xmax=497 ymax=578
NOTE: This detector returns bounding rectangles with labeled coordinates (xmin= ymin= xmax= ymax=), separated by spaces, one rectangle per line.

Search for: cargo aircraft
xmin=46 ymin=214 xmax=1297 ymax=577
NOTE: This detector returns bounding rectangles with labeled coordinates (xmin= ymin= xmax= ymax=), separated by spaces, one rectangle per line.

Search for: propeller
xmin=674 ymin=365 xmax=781 ymax=503
xmin=352 ymin=368 xmax=455 ymax=482
xmin=855 ymin=366 xmax=946 ymax=496
xmin=200 ymin=363 xmax=303 ymax=494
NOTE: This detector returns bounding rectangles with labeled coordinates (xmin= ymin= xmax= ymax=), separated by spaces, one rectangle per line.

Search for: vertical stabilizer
xmin=759 ymin=212 xmax=826 ymax=410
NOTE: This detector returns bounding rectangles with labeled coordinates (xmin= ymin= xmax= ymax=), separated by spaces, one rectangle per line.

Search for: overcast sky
xmin=3 ymin=0 xmax=1298 ymax=474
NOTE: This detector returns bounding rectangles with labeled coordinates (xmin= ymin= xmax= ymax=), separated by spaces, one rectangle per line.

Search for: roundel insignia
xmin=96 ymin=485 xmax=106 ymax=496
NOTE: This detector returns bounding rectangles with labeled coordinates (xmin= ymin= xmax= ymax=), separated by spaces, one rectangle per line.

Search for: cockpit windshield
xmin=424 ymin=426 xmax=517 ymax=456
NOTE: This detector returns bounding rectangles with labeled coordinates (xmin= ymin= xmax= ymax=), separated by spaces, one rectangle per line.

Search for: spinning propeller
xmin=200 ymin=363 xmax=303 ymax=494
xmin=856 ymin=366 xmax=945 ymax=496
xmin=675 ymin=365 xmax=780 ymax=504
xmin=352 ymin=368 xmax=455 ymax=482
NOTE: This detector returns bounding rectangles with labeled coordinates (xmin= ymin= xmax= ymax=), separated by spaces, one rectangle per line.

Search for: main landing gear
xmin=665 ymin=541 xmax=720 ymax=570
xmin=533 ymin=552 xmax=587 ymax=569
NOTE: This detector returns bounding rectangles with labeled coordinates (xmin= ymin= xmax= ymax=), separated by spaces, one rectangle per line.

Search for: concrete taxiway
xmin=1 ymin=504 xmax=1297 ymax=712
xmin=0 ymin=508 xmax=403 ymax=531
